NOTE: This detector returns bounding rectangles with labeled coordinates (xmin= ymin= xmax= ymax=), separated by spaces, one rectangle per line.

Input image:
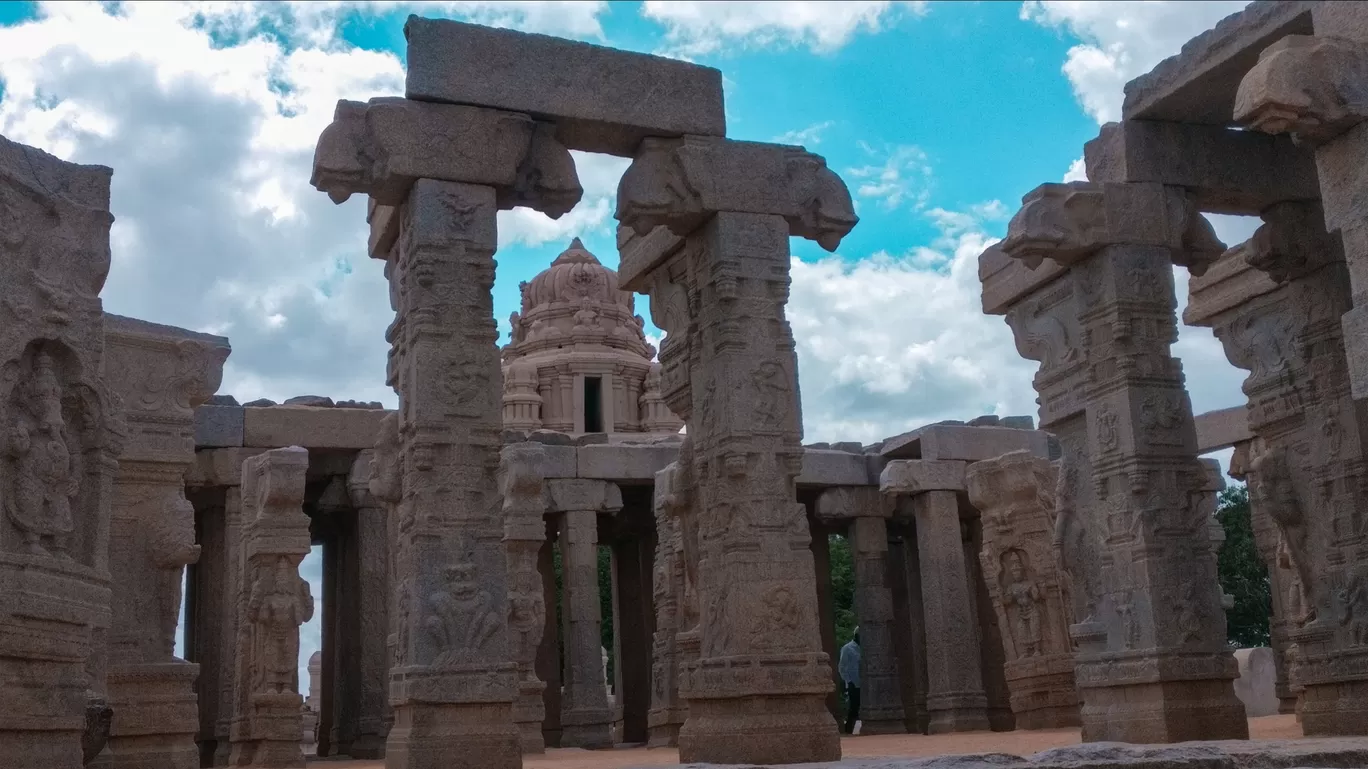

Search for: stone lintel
xmin=1194 ymin=406 xmax=1254 ymax=455
xmin=187 ymin=447 xmax=267 ymax=487
xmin=195 ymin=405 xmax=245 ymax=448
xmin=403 ymin=16 xmax=725 ymax=158
xmin=576 ymin=443 xmax=677 ymax=482
xmin=242 ymin=405 xmax=388 ymax=450
xmin=814 ymin=486 xmax=886 ymax=522
xmin=879 ymin=423 xmax=1051 ymax=462
xmin=1182 ymin=241 xmax=1280 ymax=327
xmin=1085 ymin=119 xmax=1318 ymax=214
xmin=979 ymin=244 xmax=1068 ymax=315
xmin=545 ymin=478 xmax=622 ymax=514
xmin=880 ymin=459 xmax=967 ymax=496
xmin=616 ymin=223 xmax=684 ymax=293
xmin=1121 ymin=1 xmax=1315 ymax=125
xmin=800 ymin=448 xmax=877 ymax=486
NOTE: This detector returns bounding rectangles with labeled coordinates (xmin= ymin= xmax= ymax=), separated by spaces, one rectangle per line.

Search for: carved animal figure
xmin=426 ymin=560 xmax=499 ymax=665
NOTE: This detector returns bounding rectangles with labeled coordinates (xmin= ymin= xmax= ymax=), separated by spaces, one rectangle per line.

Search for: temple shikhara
xmin=6 ymin=2 xmax=1368 ymax=768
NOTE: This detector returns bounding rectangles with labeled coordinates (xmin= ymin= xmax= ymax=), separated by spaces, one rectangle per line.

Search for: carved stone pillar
xmin=1186 ymin=202 xmax=1368 ymax=735
xmin=499 ymin=443 xmax=549 ymax=754
xmin=346 ymin=451 xmax=391 ymax=758
xmin=965 ymin=450 xmax=1080 ymax=729
xmin=1228 ymin=439 xmax=1298 ymax=714
xmin=816 ymin=487 xmax=906 ymax=733
xmin=882 ymin=460 xmax=989 ymax=733
xmin=1235 ymin=34 xmax=1368 ymax=401
xmin=616 ymin=135 xmax=858 ymax=764
xmin=547 ymin=479 xmax=621 ymax=748
xmin=227 ymin=447 xmax=312 ymax=768
xmin=214 ymin=481 xmax=245 ymax=766
xmin=984 ymin=180 xmax=1247 ymax=743
xmin=97 ymin=319 xmax=229 ymax=769
xmin=0 ymin=136 xmax=124 ymax=769
xmin=647 ymin=459 xmax=686 ymax=746
xmin=312 ymin=89 xmax=582 ymax=769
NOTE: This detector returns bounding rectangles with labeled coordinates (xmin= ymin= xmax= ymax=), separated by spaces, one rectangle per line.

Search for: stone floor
xmin=305 ymin=715 xmax=1316 ymax=768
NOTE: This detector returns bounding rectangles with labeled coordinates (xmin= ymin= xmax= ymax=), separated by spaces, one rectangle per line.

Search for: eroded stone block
xmin=880 ymin=460 xmax=967 ymax=494
xmin=243 ymin=405 xmax=388 ymax=449
xmin=196 ymin=404 xmax=245 ymax=447
xmin=403 ymin=16 xmax=724 ymax=157
xmin=576 ymin=444 xmax=677 ymax=481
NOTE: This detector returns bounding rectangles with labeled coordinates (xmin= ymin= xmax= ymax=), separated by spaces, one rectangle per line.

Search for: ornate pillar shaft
xmin=383 ymin=180 xmax=519 ymax=769
xmin=965 ymin=451 xmax=1080 ymax=730
xmin=499 ymin=443 xmax=549 ymax=755
xmin=1188 ymin=201 xmax=1368 ymax=735
xmin=97 ymin=321 xmax=228 ymax=769
xmin=647 ymin=461 xmax=684 ymax=747
xmin=212 ymin=484 xmax=244 ymax=766
xmin=347 ymin=451 xmax=392 ymax=759
xmin=0 ymin=135 xmax=123 ymax=769
xmin=227 ymin=447 xmax=312 ymax=768
xmin=548 ymin=479 xmax=619 ymax=748
xmin=986 ymin=180 xmax=1247 ymax=743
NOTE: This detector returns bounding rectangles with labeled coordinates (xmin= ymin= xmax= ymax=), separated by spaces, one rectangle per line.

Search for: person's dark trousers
xmin=843 ymin=683 xmax=861 ymax=734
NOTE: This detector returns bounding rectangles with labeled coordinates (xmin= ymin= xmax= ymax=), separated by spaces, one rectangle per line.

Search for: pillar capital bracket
xmin=615 ymin=135 xmax=858 ymax=251
xmin=1235 ymin=34 xmax=1368 ymax=146
xmin=1249 ymin=201 xmax=1344 ymax=284
xmin=991 ymin=181 xmax=1224 ymax=276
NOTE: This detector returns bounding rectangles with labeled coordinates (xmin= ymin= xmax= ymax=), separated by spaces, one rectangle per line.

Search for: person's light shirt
xmin=838 ymin=640 xmax=860 ymax=687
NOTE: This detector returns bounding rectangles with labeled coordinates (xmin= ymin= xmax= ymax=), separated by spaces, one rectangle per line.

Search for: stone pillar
xmin=984 ymin=180 xmax=1247 ymax=743
xmin=617 ymin=135 xmax=858 ymax=764
xmin=346 ymin=451 xmax=392 ymax=758
xmin=610 ymin=531 xmax=654 ymax=745
xmin=227 ymin=446 xmax=313 ymax=768
xmin=816 ymin=487 xmax=906 ymax=734
xmin=0 ymin=136 xmax=123 ymax=769
xmin=1235 ymin=32 xmax=1368 ymax=402
xmin=97 ymin=319 xmax=229 ymax=769
xmin=312 ymin=83 xmax=582 ymax=769
xmin=1186 ymin=203 xmax=1368 ymax=735
xmin=886 ymin=518 xmax=930 ymax=734
xmin=881 ymin=460 xmax=990 ymax=733
xmin=185 ymin=487 xmax=225 ymax=764
xmin=965 ymin=450 xmax=1080 ymax=729
xmin=1228 ymin=439 xmax=1298 ymax=715
xmin=213 ymin=481 xmax=246 ymax=766
xmin=647 ymin=460 xmax=685 ymax=747
xmin=547 ymin=479 xmax=621 ymax=748
xmin=499 ymin=442 xmax=549 ymax=754
xmin=535 ymin=525 xmax=563 ymax=748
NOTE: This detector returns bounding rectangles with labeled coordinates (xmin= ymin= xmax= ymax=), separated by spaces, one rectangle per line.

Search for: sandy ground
xmin=307 ymin=715 xmax=1304 ymax=768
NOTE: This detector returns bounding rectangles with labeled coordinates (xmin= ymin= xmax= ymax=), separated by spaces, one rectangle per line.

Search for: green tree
xmin=1216 ymin=485 xmax=1271 ymax=648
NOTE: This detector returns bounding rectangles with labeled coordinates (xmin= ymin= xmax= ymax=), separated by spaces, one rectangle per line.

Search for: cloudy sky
xmin=0 ymin=0 xmax=1258 ymax=691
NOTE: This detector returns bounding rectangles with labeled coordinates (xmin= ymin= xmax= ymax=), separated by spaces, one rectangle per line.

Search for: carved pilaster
xmin=97 ymin=320 xmax=229 ymax=769
xmin=498 ymin=443 xmax=549 ymax=754
xmin=228 ymin=447 xmax=312 ymax=768
xmin=616 ymin=135 xmax=857 ymax=764
xmin=966 ymin=451 xmax=1079 ymax=729
xmin=985 ymin=180 xmax=1247 ymax=743
xmin=1192 ymin=203 xmax=1368 ymax=735
xmin=647 ymin=457 xmax=688 ymax=747
xmin=0 ymin=135 xmax=125 ymax=769
xmin=344 ymin=450 xmax=392 ymax=759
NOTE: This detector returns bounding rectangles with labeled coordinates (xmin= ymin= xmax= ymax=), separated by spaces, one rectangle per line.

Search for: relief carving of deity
xmin=1094 ymin=404 xmax=1119 ymax=453
xmin=4 ymin=350 xmax=79 ymax=557
xmin=1000 ymin=549 xmax=1044 ymax=658
xmin=1337 ymin=568 xmax=1368 ymax=647
xmin=248 ymin=557 xmax=314 ymax=694
xmin=425 ymin=558 xmax=500 ymax=666
xmin=152 ymin=492 xmax=202 ymax=655
xmin=507 ymin=555 xmax=545 ymax=670
xmin=750 ymin=361 xmax=787 ymax=428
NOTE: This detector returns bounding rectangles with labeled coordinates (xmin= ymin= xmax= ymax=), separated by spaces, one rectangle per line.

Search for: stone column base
xmin=385 ymin=703 xmax=520 ymax=769
xmin=346 ymin=732 xmax=387 ymax=760
xmin=1299 ymin=679 xmax=1368 ymax=736
xmin=858 ymin=716 xmax=910 ymax=735
xmin=1005 ymin=658 xmax=1081 ymax=730
xmin=678 ymin=694 xmax=840 ymax=764
xmin=1078 ymin=679 xmax=1248 ymax=743
xmin=926 ymin=691 xmax=990 ymax=734
xmin=91 ymin=662 xmax=200 ymax=769
xmin=515 ymin=680 xmax=547 ymax=754
xmin=559 ymin=709 xmax=614 ymax=749
xmin=647 ymin=721 xmax=680 ymax=748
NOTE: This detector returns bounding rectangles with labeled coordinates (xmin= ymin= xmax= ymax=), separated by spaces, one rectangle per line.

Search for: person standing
xmin=838 ymin=628 xmax=861 ymax=734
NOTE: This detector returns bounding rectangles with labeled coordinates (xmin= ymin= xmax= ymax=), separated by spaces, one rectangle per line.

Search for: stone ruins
xmin=5 ymin=3 xmax=1368 ymax=769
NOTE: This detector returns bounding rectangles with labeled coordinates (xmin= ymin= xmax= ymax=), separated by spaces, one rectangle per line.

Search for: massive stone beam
xmin=1084 ymin=120 xmax=1318 ymax=214
xmin=403 ymin=16 xmax=724 ymax=157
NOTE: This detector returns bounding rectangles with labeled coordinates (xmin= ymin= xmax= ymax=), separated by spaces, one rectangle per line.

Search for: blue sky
xmin=0 ymin=0 xmax=1258 ymax=692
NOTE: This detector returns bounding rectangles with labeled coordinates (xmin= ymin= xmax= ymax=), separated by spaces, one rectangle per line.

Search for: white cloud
xmin=1063 ymin=156 xmax=1088 ymax=182
xmin=641 ymin=0 xmax=927 ymax=57
xmin=1021 ymin=0 xmax=1251 ymax=124
xmin=773 ymin=120 xmax=835 ymax=147
xmin=790 ymin=204 xmax=1040 ymax=443
xmin=846 ymin=142 xmax=932 ymax=211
